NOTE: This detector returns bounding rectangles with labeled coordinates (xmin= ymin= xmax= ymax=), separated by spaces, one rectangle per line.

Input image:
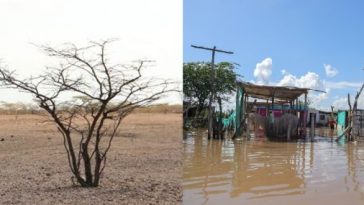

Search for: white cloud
xmin=324 ymin=64 xmax=338 ymax=77
xmin=251 ymin=59 xmax=361 ymax=112
xmin=350 ymin=91 xmax=364 ymax=110
xmin=332 ymin=97 xmax=349 ymax=110
xmin=277 ymin=71 xmax=324 ymax=90
xmin=276 ymin=71 xmax=330 ymax=110
xmin=281 ymin=69 xmax=288 ymax=75
xmin=253 ymin=58 xmax=272 ymax=85
xmin=325 ymin=81 xmax=362 ymax=89
xmin=358 ymin=94 xmax=364 ymax=109
xmin=330 ymin=89 xmax=364 ymax=110
xmin=250 ymin=58 xmax=364 ymax=112
xmin=277 ymin=73 xmax=296 ymax=86
xmin=309 ymin=88 xmax=330 ymax=110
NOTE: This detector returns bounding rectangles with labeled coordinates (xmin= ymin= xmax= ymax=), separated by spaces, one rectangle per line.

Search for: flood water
xmin=183 ymin=129 xmax=364 ymax=205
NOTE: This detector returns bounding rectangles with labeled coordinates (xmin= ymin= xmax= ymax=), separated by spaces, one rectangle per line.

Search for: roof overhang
xmin=237 ymin=81 xmax=310 ymax=101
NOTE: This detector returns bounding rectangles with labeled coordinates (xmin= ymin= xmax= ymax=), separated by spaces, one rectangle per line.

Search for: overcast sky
xmin=0 ymin=0 xmax=182 ymax=104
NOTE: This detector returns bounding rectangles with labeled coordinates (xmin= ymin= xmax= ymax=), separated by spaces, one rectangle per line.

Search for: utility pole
xmin=191 ymin=45 xmax=233 ymax=139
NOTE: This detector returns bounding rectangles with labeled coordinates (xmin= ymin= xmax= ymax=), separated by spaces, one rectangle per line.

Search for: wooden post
xmin=244 ymin=94 xmax=248 ymax=117
xmin=217 ymin=97 xmax=223 ymax=140
xmin=304 ymin=92 xmax=308 ymax=137
xmin=240 ymin=90 xmax=245 ymax=136
xmin=234 ymin=86 xmax=241 ymax=138
xmin=310 ymin=113 xmax=315 ymax=138
xmin=246 ymin=94 xmax=250 ymax=138
xmin=270 ymin=95 xmax=275 ymax=138
xmin=245 ymin=94 xmax=248 ymax=135
xmin=208 ymin=47 xmax=216 ymax=140
xmin=304 ymin=93 xmax=307 ymax=110
xmin=287 ymin=120 xmax=292 ymax=141
xmin=191 ymin=45 xmax=233 ymax=140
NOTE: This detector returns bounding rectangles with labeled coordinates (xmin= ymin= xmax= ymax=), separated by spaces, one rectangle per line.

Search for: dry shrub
xmin=0 ymin=102 xmax=42 ymax=115
xmin=135 ymin=104 xmax=182 ymax=113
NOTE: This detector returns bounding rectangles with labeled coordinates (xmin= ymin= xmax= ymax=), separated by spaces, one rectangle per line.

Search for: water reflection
xmin=183 ymin=130 xmax=364 ymax=205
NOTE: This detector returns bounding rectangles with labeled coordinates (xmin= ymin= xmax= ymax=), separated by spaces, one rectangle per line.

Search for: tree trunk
xmin=81 ymin=143 xmax=93 ymax=186
xmin=343 ymin=83 xmax=364 ymax=141
xmin=93 ymin=152 xmax=102 ymax=187
xmin=217 ymin=97 xmax=223 ymax=139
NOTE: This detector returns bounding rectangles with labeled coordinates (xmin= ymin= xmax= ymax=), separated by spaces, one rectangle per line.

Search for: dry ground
xmin=0 ymin=113 xmax=182 ymax=205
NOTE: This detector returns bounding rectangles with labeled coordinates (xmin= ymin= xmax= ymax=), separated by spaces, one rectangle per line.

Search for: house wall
xmin=353 ymin=110 xmax=364 ymax=137
xmin=307 ymin=110 xmax=337 ymax=127
xmin=317 ymin=112 xmax=331 ymax=126
xmin=337 ymin=111 xmax=347 ymax=130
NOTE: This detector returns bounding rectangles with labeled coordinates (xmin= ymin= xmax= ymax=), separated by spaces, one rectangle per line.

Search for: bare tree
xmin=348 ymin=83 xmax=364 ymax=141
xmin=0 ymin=40 xmax=176 ymax=187
xmin=337 ymin=83 xmax=364 ymax=141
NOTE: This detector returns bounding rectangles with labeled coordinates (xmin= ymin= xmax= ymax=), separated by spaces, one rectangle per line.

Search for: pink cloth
xmin=256 ymin=108 xmax=283 ymax=118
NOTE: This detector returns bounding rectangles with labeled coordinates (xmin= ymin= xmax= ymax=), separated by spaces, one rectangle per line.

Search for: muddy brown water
xmin=183 ymin=129 xmax=364 ymax=205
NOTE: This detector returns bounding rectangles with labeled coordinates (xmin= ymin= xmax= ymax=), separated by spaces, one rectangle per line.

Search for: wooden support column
xmin=244 ymin=94 xmax=248 ymax=116
xmin=235 ymin=86 xmax=240 ymax=137
xmin=304 ymin=92 xmax=308 ymax=137
xmin=304 ymin=92 xmax=307 ymax=110
xmin=272 ymin=88 xmax=276 ymax=111
xmin=234 ymin=87 xmax=244 ymax=139
xmin=243 ymin=94 xmax=247 ymax=136
xmin=310 ymin=113 xmax=315 ymax=138
xmin=217 ymin=97 xmax=223 ymax=140
xmin=246 ymin=95 xmax=250 ymax=138
xmin=240 ymin=91 xmax=245 ymax=135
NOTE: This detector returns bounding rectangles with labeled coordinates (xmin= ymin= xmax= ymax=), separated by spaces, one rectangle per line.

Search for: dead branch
xmin=337 ymin=83 xmax=364 ymax=142
xmin=0 ymin=40 xmax=177 ymax=187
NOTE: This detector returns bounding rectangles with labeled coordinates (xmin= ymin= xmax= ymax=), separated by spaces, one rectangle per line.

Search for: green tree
xmin=183 ymin=62 xmax=210 ymax=114
xmin=183 ymin=61 xmax=238 ymax=118
xmin=214 ymin=62 xmax=238 ymax=100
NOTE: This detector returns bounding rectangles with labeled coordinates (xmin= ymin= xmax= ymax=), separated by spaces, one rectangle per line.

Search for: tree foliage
xmin=183 ymin=62 xmax=238 ymax=112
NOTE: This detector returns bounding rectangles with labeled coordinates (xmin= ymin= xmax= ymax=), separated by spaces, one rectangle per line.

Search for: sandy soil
xmin=0 ymin=113 xmax=182 ymax=205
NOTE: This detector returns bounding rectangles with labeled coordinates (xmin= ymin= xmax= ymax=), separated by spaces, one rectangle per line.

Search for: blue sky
xmin=184 ymin=0 xmax=364 ymax=110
